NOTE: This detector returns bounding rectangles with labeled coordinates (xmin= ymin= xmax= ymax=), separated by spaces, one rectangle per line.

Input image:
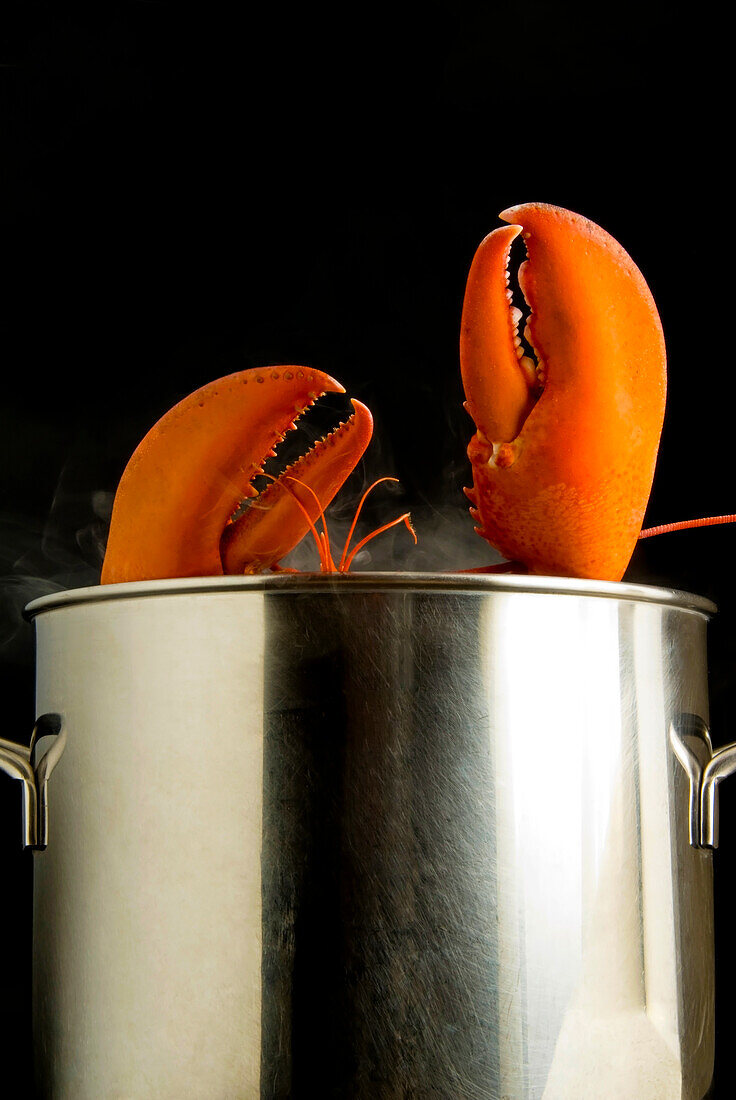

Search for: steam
xmin=1 ymin=459 xmax=112 ymax=660
xmin=250 ymin=387 xmax=503 ymax=574
xmin=277 ymin=491 xmax=498 ymax=574
xmin=278 ymin=416 xmax=502 ymax=575
xmin=1 ymin=388 xmax=503 ymax=666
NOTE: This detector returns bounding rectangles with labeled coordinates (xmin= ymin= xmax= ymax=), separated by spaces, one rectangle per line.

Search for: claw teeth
xmin=463 ymin=486 xmax=477 ymax=504
xmin=519 ymin=356 xmax=537 ymax=385
xmin=264 ymin=410 xmax=359 ymax=485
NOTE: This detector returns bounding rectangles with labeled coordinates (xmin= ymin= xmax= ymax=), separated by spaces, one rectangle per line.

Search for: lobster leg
xmin=460 ymin=202 xmax=667 ymax=582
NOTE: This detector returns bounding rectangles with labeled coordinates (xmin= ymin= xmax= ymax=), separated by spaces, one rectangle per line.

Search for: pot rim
xmin=23 ymin=572 xmax=717 ymax=620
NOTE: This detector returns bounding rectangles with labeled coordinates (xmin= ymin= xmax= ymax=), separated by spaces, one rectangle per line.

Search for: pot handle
xmin=670 ymin=713 xmax=736 ymax=849
xmin=0 ymin=713 xmax=66 ymax=850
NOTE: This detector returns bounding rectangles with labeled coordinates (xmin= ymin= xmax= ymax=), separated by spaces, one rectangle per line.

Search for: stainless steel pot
xmin=3 ymin=573 xmax=736 ymax=1099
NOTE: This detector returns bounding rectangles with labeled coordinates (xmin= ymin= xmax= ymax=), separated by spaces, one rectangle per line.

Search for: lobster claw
xmin=460 ymin=202 xmax=667 ymax=582
xmin=101 ymin=367 xmax=373 ymax=583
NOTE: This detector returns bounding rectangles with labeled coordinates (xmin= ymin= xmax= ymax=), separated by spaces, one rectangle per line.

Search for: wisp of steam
xmin=1 ymin=387 xmax=504 ymax=666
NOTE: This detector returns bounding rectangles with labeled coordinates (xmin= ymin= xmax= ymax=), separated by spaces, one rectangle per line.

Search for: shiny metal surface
xmin=23 ymin=570 xmax=720 ymax=615
xmin=13 ymin=575 xmax=730 ymax=1097
xmin=670 ymin=715 xmax=736 ymax=849
xmin=0 ymin=714 xmax=66 ymax=848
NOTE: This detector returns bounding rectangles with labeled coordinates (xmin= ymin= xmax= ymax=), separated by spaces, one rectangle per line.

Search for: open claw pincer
xmin=101 ymin=367 xmax=372 ymax=583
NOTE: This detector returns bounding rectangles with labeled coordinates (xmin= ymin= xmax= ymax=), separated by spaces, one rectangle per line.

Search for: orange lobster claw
xmin=460 ymin=202 xmax=667 ymax=581
xmin=101 ymin=367 xmax=373 ymax=583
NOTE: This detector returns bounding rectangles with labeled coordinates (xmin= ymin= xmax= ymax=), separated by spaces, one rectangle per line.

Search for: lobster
xmin=101 ymin=203 xmax=729 ymax=585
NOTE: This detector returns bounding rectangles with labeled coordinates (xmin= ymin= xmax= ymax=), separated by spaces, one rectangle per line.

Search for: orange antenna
xmin=338 ymin=477 xmax=400 ymax=571
xmin=261 ymin=473 xmax=332 ymax=572
xmin=265 ymin=472 xmax=417 ymax=573
xmin=281 ymin=475 xmax=337 ymax=571
xmin=342 ymin=513 xmax=417 ymax=573
xmin=639 ymin=514 xmax=736 ymax=540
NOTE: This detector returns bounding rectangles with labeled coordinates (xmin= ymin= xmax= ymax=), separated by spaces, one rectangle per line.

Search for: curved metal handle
xmin=701 ymin=743 xmax=736 ymax=848
xmin=670 ymin=713 xmax=736 ymax=849
xmin=0 ymin=714 xmax=66 ymax=849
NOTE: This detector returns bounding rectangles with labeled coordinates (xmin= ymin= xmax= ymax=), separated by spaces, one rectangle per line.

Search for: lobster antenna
xmin=342 ymin=513 xmax=417 ymax=573
xmin=339 ymin=477 xmax=400 ymax=572
xmin=639 ymin=515 xmax=736 ymax=540
xmin=282 ymin=475 xmax=336 ymax=571
xmin=267 ymin=473 xmax=417 ymax=573
xmin=260 ymin=473 xmax=331 ymax=572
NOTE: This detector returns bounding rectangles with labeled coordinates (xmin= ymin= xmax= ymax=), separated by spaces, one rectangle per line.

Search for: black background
xmin=2 ymin=3 xmax=734 ymax=1095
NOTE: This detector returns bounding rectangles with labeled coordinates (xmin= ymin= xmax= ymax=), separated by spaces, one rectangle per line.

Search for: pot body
xmin=24 ymin=575 xmax=718 ymax=1098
